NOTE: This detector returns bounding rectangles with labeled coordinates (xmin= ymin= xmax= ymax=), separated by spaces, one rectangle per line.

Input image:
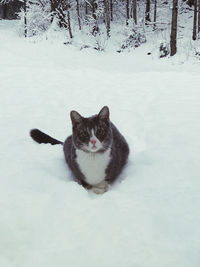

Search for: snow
xmin=1 ymin=20 xmax=200 ymax=267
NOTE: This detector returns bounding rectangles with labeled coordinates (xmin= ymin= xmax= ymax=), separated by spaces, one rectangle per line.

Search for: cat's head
xmin=70 ymin=106 xmax=112 ymax=153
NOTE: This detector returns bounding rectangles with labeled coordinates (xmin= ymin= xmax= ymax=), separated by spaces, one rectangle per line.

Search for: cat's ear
xmin=98 ymin=106 xmax=110 ymax=122
xmin=70 ymin=110 xmax=83 ymax=126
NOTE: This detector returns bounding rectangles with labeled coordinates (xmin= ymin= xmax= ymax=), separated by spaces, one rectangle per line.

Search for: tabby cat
xmin=30 ymin=106 xmax=129 ymax=194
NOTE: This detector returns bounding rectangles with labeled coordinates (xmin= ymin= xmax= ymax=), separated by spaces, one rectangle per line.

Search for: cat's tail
xmin=30 ymin=129 xmax=63 ymax=145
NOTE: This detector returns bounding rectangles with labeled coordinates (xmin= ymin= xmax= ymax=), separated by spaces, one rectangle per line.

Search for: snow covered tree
xmin=103 ymin=0 xmax=110 ymax=36
xmin=51 ymin=0 xmax=68 ymax=28
xmin=18 ymin=0 xmax=52 ymax=36
xmin=76 ymin=0 xmax=81 ymax=30
xmin=91 ymin=0 xmax=99 ymax=35
xmin=4 ymin=0 xmax=200 ymax=56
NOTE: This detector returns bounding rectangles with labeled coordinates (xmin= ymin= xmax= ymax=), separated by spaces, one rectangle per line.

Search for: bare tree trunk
xmin=153 ymin=0 xmax=157 ymax=28
xmin=85 ymin=1 xmax=88 ymax=16
xmin=110 ymin=0 xmax=113 ymax=21
xmin=133 ymin=0 xmax=137 ymax=24
xmin=2 ymin=3 xmax=7 ymax=19
xmin=66 ymin=0 xmax=73 ymax=38
xmin=126 ymin=0 xmax=129 ymax=25
xmin=193 ymin=0 xmax=197 ymax=40
xmin=104 ymin=0 xmax=110 ymax=37
xmin=24 ymin=0 xmax=27 ymax=37
xmin=92 ymin=0 xmax=99 ymax=35
xmin=198 ymin=0 xmax=200 ymax=33
xmin=170 ymin=0 xmax=178 ymax=56
xmin=85 ymin=0 xmax=89 ymax=24
xmin=76 ymin=0 xmax=81 ymax=30
xmin=145 ymin=0 xmax=151 ymax=23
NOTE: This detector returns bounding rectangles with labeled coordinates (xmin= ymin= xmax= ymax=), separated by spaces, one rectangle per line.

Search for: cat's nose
xmin=91 ymin=139 xmax=96 ymax=145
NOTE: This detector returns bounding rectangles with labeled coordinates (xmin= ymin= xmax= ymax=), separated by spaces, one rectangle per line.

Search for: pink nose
xmin=91 ymin=139 xmax=96 ymax=145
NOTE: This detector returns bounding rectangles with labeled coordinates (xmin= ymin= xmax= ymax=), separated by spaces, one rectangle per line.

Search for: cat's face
xmin=70 ymin=106 xmax=112 ymax=153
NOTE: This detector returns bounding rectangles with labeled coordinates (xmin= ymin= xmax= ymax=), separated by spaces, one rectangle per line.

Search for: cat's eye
xmin=96 ymin=128 xmax=105 ymax=136
xmin=79 ymin=130 xmax=88 ymax=138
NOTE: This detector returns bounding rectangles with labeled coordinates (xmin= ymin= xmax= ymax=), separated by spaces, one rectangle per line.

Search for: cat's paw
xmin=91 ymin=181 xmax=108 ymax=194
xmin=91 ymin=186 xmax=107 ymax=194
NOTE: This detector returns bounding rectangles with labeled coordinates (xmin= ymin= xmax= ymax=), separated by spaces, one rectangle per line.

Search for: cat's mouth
xmin=80 ymin=143 xmax=104 ymax=153
xmin=91 ymin=146 xmax=99 ymax=152
xmin=80 ymin=146 xmax=97 ymax=153
xmin=86 ymin=145 xmax=100 ymax=153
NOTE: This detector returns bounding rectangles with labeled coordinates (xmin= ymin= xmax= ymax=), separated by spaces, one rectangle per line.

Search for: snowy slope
xmin=1 ymin=21 xmax=200 ymax=267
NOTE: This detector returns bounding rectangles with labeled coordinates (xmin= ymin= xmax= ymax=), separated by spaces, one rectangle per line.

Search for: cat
xmin=30 ymin=106 xmax=129 ymax=194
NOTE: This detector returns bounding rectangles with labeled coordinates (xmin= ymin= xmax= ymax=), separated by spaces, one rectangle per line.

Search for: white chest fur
xmin=76 ymin=148 xmax=111 ymax=185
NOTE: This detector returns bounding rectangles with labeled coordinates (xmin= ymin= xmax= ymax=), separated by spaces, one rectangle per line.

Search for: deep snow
xmin=1 ymin=20 xmax=200 ymax=267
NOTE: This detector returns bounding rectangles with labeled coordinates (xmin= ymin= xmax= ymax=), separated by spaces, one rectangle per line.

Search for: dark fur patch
xmin=30 ymin=129 xmax=63 ymax=145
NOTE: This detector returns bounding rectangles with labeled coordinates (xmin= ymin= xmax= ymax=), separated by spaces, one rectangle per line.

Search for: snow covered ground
xmin=1 ymin=20 xmax=200 ymax=267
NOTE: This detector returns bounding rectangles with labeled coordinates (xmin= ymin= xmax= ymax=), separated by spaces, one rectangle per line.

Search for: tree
xmin=126 ymin=0 xmax=130 ymax=25
xmin=92 ymin=0 xmax=99 ymax=35
xmin=24 ymin=0 xmax=27 ymax=37
xmin=76 ymin=0 xmax=81 ymax=30
xmin=145 ymin=0 xmax=151 ymax=23
xmin=51 ymin=0 xmax=68 ymax=28
xmin=2 ymin=2 xmax=7 ymax=18
xmin=110 ymin=0 xmax=113 ymax=21
xmin=104 ymin=0 xmax=110 ymax=37
xmin=153 ymin=0 xmax=157 ymax=28
xmin=133 ymin=0 xmax=137 ymax=24
xmin=85 ymin=0 xmax=88 ymax=17
xmin=170 ymin=0 xmax=178 ymax=56
xmin=198 ymin=0 xmax=200 ymax=34
xmin=192 ymin=0 xmax=197 ymax=40
xmin=66 ymin=0 xmax=73 ymax=38
xmin=0 ymin=0 xmax=11 ymax=19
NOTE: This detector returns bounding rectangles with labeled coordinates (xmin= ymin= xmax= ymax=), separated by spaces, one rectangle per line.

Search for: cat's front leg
xmin=91 ymin=180 xmax=108 ymax=194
